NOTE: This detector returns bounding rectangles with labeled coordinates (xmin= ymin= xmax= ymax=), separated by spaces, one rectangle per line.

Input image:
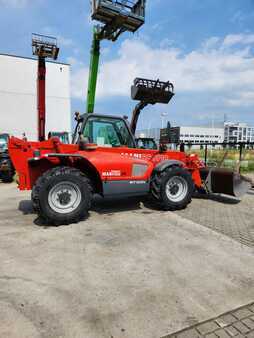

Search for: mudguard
xmin=154 ymin=160 xmax=184 ymax=173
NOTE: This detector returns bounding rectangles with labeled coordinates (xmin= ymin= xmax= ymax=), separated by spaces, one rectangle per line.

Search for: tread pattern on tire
xmin=151 ymin=166 xmax=194 ymax=211
xmin=32 ymin=166 xmax=93 ymax=225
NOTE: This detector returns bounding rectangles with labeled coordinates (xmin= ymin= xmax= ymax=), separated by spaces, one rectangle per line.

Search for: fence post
xmin=205 ymin=144 xmax=208 ymax=166
xmin=180 ymin=143 xmax=185 ymax=152
xmin=239 ymin=143 xmax=243 ymax=174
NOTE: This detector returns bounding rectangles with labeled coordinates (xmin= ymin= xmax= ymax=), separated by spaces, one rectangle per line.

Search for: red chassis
xmin=9 ymin=136 xmax=203 ymax=194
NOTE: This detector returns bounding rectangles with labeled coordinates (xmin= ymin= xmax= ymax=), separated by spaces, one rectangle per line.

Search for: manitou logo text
xmin=102 ymin=170 xmax=121 ymax=177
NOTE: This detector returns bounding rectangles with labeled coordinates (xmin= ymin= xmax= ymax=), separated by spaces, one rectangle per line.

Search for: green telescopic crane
xmin=86 ymin=27 xmax=101 ymax=115
xmin=86 ymin=0 xmax=146 ymax=114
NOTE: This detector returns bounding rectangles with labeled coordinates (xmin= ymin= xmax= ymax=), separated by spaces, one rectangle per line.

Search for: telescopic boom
xmin=86 ymin=0 xmax=146 ymax=114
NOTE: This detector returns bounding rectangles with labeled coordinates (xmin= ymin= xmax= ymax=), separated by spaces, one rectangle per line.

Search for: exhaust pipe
xmin=200 ymin=168 xmax=251 ymax=198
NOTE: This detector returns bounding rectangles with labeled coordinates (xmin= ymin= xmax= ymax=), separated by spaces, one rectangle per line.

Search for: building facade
xmin=137 ymin=126 xmax=225 ymax=145
xmin=180 ymin=126 xmax=224 ymax=144
xmin=224 ymin=122 xmax=254 ymax=143
xmin=0 ymin=53 xmax=71 ymax=140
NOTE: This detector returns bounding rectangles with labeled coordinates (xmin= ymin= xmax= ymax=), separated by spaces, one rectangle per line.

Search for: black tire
xmin=32 ymin=166 xmax=92 ymax=226
xmin=0 ymin=159 xmax=14 ymax=183
xmin=151 ymin=166 xmax=194 ymax=211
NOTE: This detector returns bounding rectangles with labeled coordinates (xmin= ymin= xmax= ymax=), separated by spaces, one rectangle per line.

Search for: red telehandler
xmin=8 ymin=0 xmax=251 ymax=225
xmin=9 ymin=78 xmax=251 ymax=225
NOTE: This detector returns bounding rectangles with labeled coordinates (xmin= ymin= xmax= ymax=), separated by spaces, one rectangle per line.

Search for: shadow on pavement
xmin=192 ymin=192 xmax=241 ymax=205
xmin=18 ymin=200 xmax=90 ymax=228
xmin=91 ymin=195 xmax=145 ymax=215
xmin=18 ymin=190 xmax=243 ymax=226
xmin=18 ymin=200 xmax=48 ymax=227
xmin=18 ymin=200 xmax=35 ymax=215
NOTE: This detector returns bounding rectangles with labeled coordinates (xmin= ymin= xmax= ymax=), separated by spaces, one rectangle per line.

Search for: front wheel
xmin=151 ymin=166 xmax=194 ymax=211
xmin=32 ymin=167 xmax=92 ymax=225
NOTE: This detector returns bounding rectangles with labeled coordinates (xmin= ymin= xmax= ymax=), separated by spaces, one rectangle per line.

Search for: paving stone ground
xmin=176 ymin=188 xmax=254 ymax=248
xmin=162 ymin=303 xmax=254 ymax=338
xmin=0 ymin=181 xmax=253 ymax=338
xmin=164 ymin=179 xmax=254 ymax=338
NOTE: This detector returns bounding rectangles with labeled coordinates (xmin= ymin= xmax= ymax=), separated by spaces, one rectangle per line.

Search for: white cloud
xmin=225 ymin=92 xmax=254 ymax=108
xmin=70 ymin=33 xmax=254 ymax=110
xmin=71 ymin=63 xmax=89 ymax=100
xmin=223 ymin=34 xmax=254 ymax=47
xmin=202 ymin=36 xmax=220 ymax=50
xmin=0 ymin=0 xmax=29 ymax=7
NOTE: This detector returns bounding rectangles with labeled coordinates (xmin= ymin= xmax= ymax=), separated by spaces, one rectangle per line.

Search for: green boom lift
xmin=86 ymin=0 xmax=146 ymax=114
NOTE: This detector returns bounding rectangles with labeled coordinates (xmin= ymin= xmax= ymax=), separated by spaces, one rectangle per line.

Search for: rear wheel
xmin=151 ymin=166 xmax=194 ymax=210
xmin=32 ymin=167 xmax=92 ymax=225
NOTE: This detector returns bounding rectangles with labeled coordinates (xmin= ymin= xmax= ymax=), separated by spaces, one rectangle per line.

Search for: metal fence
xmin=177 ymin=142 xmax=254 ymax=173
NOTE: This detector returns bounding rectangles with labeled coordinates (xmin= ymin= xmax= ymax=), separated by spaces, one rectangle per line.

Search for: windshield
xmin=83 ymin=117 xmax=135 ymax=148
xmin=0 ymin=135 xmax=8 ymax=151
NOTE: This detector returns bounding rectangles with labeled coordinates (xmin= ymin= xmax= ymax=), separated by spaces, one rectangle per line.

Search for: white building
xmin=0 ymin=53 xmax=71 ymax=140
xmin=224 ymin=122 xmax=254 ymax=143
xmin=180 ymin=126 xmax=224 ymax=144
xmin=137 ymin=126 xmax=224 ymax=145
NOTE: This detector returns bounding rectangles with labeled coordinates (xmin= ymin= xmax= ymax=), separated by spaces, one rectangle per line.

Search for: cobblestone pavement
xmin=245 ymin=173 xmax=254 ymax=185
xmin=162 ymin=302 xmax=254 ymax=338
xmin=176 ymin=188 xmax=254 ymax=248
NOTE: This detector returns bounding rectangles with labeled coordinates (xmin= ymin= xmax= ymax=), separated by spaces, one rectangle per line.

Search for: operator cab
xmin=73 ymin=114 xmax=136 ymax=148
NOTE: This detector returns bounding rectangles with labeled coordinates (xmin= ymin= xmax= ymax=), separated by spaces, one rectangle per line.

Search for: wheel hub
xmin=48 ymin=181 xmax=82 ymax=214
xmin=166 ymin=176 xmax=188 ymax=202
xmin=57 ymin=191 xmax=72 ymax=206
xmin=169 ymin=184 xmax=180 ymax=196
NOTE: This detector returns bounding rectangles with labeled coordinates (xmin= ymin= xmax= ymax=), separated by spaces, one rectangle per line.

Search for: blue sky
xmin=0 ymin=0 xmax=254 ymax=130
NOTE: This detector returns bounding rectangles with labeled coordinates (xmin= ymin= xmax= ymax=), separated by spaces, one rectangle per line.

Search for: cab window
xmin=83 ymin=117 xmax=135 ymax=148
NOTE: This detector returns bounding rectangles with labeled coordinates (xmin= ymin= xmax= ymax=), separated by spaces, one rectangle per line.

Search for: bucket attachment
xmin=200 ymin=168 xmax=251 ymax=198
xmin=91 ymin=0 xmax=146 ymax=32
xmin=131 ymin=78 xmax=174 ymax=104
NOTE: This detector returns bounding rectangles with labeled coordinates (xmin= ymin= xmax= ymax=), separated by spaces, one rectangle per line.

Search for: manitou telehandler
xmin=9 ymin=0 xmax=251 ymax=225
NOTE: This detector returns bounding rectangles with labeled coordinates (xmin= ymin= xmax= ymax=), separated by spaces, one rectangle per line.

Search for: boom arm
xmin=86 ymin=1 xmax=147 ymax=114
xmin=86 ymin=28 xmax=101 ymax=114
xmin=130 ymin=101 xmax=149 ymax=135
xmin=37 ymin=57 xmax=46 ymax=141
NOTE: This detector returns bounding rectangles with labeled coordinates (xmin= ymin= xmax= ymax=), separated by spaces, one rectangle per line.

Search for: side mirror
xmin=78 ymin=135 xmax=90 ymax=150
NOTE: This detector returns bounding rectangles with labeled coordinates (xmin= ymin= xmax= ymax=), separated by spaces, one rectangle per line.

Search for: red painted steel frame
xmin=8 ymin=137 xmax=204 ymax=192
xmin=37 ymin=57 xmax=46 ymax=142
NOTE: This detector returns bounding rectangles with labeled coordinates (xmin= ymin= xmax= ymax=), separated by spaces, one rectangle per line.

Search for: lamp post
xmin=161 ymin=113 xmax=168 ymax=129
